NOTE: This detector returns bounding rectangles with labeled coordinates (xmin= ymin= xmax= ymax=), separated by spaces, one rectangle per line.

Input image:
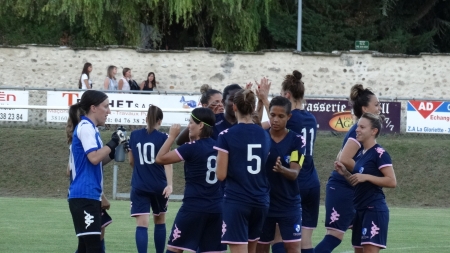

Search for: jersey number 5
xmin=247 ymin=144 xmax=262 ymax=174
xmin=136 ymin=142 xmax=155 ymax=165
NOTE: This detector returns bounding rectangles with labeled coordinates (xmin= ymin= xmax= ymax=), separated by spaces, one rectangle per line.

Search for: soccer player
xmin=334 ymin=113 xmax=396 ymax=253
xmin=315 ymin=84 xmax=381 ymax=253
xmin=256 ymin=96 xmax=306 ymax=253
xmin=267 ymin=70 xmax=319 ymax=253
xmin=176 ymin=84 xmax=241 ymax=145
xmin=215 ymin=89 xmax=271 ymax=253
xmin=128 ymin=105 xmax=174 ymax=253
xmin=67 ymin=90 xmax=126 ymax=253
xmin=155 ymin=107 xmax=223 ymax=253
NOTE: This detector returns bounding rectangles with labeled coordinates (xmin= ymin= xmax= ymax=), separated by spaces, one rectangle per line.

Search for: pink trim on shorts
xmin=77 ymin=232 xmax=101 ymax=237
xmin=348 ymin=137 xmax=361 ymax=147
xmin=130 ymin=212 xmax=150 ymax=217
xmin=221 ymin=241 xmax=248 ymax=245
xmin=283 ymin=239 xmax=302 ymax=243
xmin=202 ymin=251 xmax=226 ymax=253
xmin=175 ymin=149 xmax=184 ymax=161
xmin=167 ymin=245 xmax=196 ymax=252
xmin=101 ymin=220 xmax=113 ymax=228
xmin=153 ymin=211 xmax=167 ymax=216
xmin=361 ymin=242 xmax=386 ymax=249
xmin=379 ymin=164 xmax=392 ymax=170
xmin=302 ymin=226 xmax=316 ymax=230
xmin=325 ymin=227 xmax=346 ymax=234
xmin=213 ymin=146 xmax=229 ymax=153
xmin=248 ymin=237 xmax=260 ymax=242
xmin=257 ymin=241 xmax=272 ymax=244
xmin=353 ymin=245 xmax=363 ymax=248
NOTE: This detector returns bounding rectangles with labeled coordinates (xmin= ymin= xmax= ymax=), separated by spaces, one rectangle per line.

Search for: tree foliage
xmin=0 ymin=0 xmax=449 ymax=54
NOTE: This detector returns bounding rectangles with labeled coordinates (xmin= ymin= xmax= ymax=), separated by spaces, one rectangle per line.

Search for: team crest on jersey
xmin=284 ymin=155 xmax=290 ymax=164
xmin=359 ymin=167 xmax=364 ymax=173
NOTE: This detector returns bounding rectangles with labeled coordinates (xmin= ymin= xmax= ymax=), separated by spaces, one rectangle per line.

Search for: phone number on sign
xmin=0 ymin=113 xmax=24 ymax=121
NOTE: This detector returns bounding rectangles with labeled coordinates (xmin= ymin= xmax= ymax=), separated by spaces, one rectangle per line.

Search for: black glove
xmin=105 ymin=130 xmax=126 ymax=151
xmin=123 ymin=138 xmax=130 ymax=153
xmin=108 ymin=146 xmax=116 ymax=159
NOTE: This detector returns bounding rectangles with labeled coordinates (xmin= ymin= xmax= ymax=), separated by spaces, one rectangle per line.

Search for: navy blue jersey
xmin=286 ymin=109 xmax=320 ymax=189
xmin=176 ymin=138 xmax=222 ymax=213
xmin=212 ymin=113 xmax=234 ymax=140
xmin=330 ymin=124 xmax=363 ymax=184
xmin=353 ymin=144 xmax=392 ymax=211
xmin=214 ymin=123 xmax=271 ymax=207
xmin=266 ymin=129 xmax=305 ymax=217
xmin=129 ymin=128 xmax=168 ymax=193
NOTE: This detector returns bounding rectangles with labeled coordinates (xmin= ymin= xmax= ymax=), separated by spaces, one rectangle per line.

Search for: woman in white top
xmin=118 ymin=68 xmax=131 ymax=91
xmin=79 ymin=62 xmax=93 ymax=90
xmin=103 ymin=65 xmax=118 ymax=91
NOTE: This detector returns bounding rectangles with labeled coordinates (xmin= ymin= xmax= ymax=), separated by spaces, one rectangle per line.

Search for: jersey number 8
xmin=206 ymin=155 xmax=218 ymax=184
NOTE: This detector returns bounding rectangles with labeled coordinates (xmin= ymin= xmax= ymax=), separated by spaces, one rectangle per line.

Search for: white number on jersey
xmin=247 ymin=144 xmax=262 ymax=174
xmin=301 ymin=128 xmax=315 ymax=156
xmin=136 ymin=142 xmax=155 ymax=165
xmin=206 ymin=155 xmax=218 ymax=184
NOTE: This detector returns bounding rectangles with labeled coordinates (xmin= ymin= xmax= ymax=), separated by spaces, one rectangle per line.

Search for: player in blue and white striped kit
xmin=256 ymin=96 xmax=306 ymax=253
xmin=128 ymin=105 xmax=173 ymax=253
xmin=315 ymin=84 xmax=381 ymax=253
xmin=67 ymin=90 xmax=126 ymax=253
xmin=334 ymin=113 xmax=396 ymax=253
xmin=215 ymin=89 xmax=271 ymax=253
xmin=156 ymin=107 xmax=223 ymax=253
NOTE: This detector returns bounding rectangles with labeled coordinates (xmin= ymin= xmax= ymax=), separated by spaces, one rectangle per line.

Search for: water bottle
xmin=114 ymin=126 xmax=127 ymax=162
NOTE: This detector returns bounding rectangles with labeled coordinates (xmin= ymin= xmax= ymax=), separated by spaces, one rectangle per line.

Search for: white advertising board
xmin=0 ymin=90 xmax=29 ymax=122
xmin=406 ymin=100 xmax=450 ymax=134
xmin=46 ymin=91 xmax=199 ymax=126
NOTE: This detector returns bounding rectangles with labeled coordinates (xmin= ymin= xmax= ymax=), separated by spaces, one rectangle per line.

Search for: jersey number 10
xmin=136 ymin=142 xmax=155 ymax=165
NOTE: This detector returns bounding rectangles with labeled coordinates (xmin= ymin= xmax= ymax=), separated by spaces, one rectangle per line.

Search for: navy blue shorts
xmin=69 ymin=198 xmax=102 ymax=237
xmin=324 ymin=181 xmax=355 ymax=233
xmin=352 ymin=208 xmax=389 ymax=249
xmin=167 ymin=207 xmax=224 ymax=252
xmin=221 ymin=201 xmax=268 ymax=244
xmin=130 ymin=188 xmax=168 ymax=216
xmin=299 ymin=186 xmax=320 ymax=229
xmin=259 ymin=212 xmax=302 ymax=243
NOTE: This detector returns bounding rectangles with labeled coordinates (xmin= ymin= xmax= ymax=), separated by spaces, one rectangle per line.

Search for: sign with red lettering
xmin=407 ymin=100 xmax=450 ymax=134
xmin=46 ymin=91 xmax=197 ymax=126
xmin=0 ymin=90 xmax=29 ymax=122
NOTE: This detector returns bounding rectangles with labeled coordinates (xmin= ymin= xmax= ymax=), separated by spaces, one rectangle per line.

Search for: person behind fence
xmin=103 ymin=65 xmax=118 ymax=91
xmin=79 ymin=62 xmax=93 ymax=90
xmin=140 ymin=72 xmax=157 ymax=92
xmin=66 ymin=90 xmax=127 ymax=253
xmin=315 ymin=84 xmax=381 ymax=253
xmin=127 ymin=105 xmax=174 ymax=253
xmin=155 ymin=107 xmax=224 ymax=253
xmin=118 ymin=68 xmax=131 ymax=91
xmin=334 ymin=113 xmax=396 ymax=253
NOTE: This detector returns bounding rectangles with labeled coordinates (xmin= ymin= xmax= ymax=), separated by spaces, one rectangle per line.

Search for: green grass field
xmin=0 ymin=197 xmax=448 ymax=253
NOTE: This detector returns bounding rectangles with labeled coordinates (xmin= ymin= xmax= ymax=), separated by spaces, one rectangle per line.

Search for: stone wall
xmin=1 ymin=45 xmax=449 ymax=129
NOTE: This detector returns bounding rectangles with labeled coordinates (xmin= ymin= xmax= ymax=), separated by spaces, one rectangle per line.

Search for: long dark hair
xmin=233 ymin=89 xmax=256 ymax=116
xmin=144 ymin=72 xmax=156 ymax=89
xmin=66 ymin=90 xmax=108 ymax=143
xmin=350 ymin=84 xmax=375 ymax=119
xmin=78 ymin=62 xmax=92 ymax=89
xmin=191 ymin=107 xmax=215 ymax=138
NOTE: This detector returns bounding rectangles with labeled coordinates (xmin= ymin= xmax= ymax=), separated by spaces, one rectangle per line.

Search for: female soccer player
xmin=263 ymin=70 xmax=318 ymax=253
xmin=155 ymin=107 xmax=223 ymax=253
xmin=256 ymin=96 xmax=305 ymax=253
xmin=176 ymin=84 xmax=242 ymax=145
xmin=67 ymin=90 xmax=126 ymax=253
xmin=215 ymin=89 xmax=271 ymax=253
xmin=128 ymin=105 xmax=174 ymax=253
xmin=334 ymin=113 xmax=396 ymax=253
xmin=315 ymin=84 xmax=381 ymax=253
